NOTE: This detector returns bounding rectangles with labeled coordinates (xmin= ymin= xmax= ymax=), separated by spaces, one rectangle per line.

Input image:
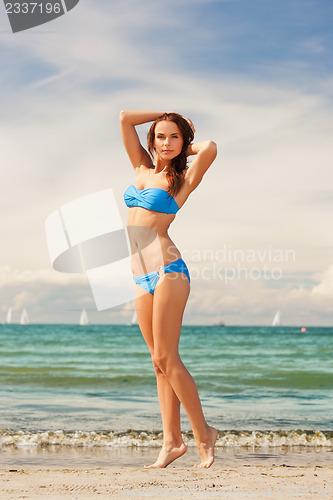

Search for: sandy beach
xmin=1 ymin=447 xmax=332 ymax=500
xmin=1 ymin=463 xmax=332 ymax=499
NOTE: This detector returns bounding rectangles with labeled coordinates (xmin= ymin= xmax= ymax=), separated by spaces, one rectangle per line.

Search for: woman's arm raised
xmin=185 ymin=140 xmax=217 ymax=190
xmin=119 ymin=110 xmax=164 ymax=169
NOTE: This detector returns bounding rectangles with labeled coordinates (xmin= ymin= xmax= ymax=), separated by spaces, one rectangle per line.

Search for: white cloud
xmin=311 ymin=264 xmax=333 ymax=298
xmin=186 ymin=261 xmax=333 ymax=326
xmin=0 ymin=261 xmax=331 ymax=325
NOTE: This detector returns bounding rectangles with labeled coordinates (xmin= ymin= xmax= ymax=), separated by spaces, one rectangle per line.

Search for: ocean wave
xmin=1 ymin=429 xmax=332 ymax=449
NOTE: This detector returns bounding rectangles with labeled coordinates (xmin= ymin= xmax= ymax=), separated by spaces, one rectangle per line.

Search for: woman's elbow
xmin=207 ymin=140 xmax=218 ymax=159
xmin=119 ymin=110 xmax=129 ymax=122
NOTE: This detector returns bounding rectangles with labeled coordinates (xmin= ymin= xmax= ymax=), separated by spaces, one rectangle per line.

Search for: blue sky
xmin=2 ymin=0 xmax=333 ymax=89
xmin=156 ymin=0 xmax=333 ymax=80
xmin=0 ymin=0 xmax=332 ymax=325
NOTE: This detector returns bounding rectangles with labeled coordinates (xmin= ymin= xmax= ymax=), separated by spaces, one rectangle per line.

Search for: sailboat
xmin=20 ymin=308 xmax=29 ymax=325
xmin=129 ymin=310 xmax=138 ymax=326
xmin=213 ymin=314 xmax=225 ymax=327
xmin=79 ymin=309 xmax=89 ymax=326
xmin=272 ymin=310 xmax=281 ymax=326
xmin=6 ymin=307 xmax=12 ymax=324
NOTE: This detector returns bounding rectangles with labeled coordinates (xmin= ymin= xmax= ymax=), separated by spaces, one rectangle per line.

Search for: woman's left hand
xmin=182 ymin=116 xmax=195 ymax=134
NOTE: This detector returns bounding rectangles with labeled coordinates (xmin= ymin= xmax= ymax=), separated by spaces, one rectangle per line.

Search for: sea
xmin=0 ymin=324 xmax=332 ymax=467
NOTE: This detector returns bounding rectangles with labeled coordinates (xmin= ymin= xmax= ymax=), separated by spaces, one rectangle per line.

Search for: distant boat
xmin=79 ymin=309 xmax=89 ymax=326
xmin=20 ymin=308 xmax=29 ymax=325
xmin=129 ymin=310 xmax=138 ymax=326
xmin=213 ymin=315 xmax=225 ymax=326
xmin=6 ymin=307 xmax=12 ymax=324
xmin=272 ymin=310 xmax=281 ymax=326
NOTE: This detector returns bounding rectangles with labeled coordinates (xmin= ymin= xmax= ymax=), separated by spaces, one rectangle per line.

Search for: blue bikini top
xmin=124 ymin=185 xmax=179 ymax=214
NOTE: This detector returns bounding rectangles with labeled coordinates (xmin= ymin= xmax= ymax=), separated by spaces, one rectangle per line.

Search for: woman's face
xmin=154 ymin=120 xmax=183 ymax=161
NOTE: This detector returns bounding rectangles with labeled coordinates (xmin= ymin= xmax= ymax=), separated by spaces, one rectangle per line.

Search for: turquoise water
xmin=0 ymin=324 xmax=332 ymax=449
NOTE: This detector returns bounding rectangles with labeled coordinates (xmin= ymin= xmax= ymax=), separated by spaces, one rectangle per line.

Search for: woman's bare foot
xmin=194 ymin=426 xmax=218 ymax=468
xmin=144 ymin=442 xmax=187 ymax=469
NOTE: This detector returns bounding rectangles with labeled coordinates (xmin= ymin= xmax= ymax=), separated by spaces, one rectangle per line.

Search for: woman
xmin=120 ymin=110 xmax=218 ymax=468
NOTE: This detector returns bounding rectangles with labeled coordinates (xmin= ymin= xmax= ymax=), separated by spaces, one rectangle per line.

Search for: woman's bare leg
xmin=135 ymin=289 xmax=187 ymax=468
xmin=148 ymin=362 xmax=187 ymax=468
xmin=152 ymin=274 xmax=218 ymax=468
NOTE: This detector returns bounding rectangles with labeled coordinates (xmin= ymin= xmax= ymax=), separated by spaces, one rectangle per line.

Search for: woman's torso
xmin=126 ymin=165 xmax=191 ymax=277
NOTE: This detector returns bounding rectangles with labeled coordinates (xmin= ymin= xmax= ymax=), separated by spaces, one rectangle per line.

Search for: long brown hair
xmin=147 ymin=113 xmax=194 ymax=197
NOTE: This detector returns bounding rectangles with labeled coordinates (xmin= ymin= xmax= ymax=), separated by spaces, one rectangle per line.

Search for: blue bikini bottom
xmin=134 ymin=258 xmax=190 ymax=295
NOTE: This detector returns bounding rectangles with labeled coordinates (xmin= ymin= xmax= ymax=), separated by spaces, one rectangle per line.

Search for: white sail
xmin=130 ymin=310 xmax=138 ymax=326
xmin=79 ymin=309 xmax=89 ymax=326
xmin=272 ymin=310 xmax=281 ymax=326
xmin=20 ymin=308 xmax=29 ymax=325
xmin=6 ymin=307 xmax=12 ymax=324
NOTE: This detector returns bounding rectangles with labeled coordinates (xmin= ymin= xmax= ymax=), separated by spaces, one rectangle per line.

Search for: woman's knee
xmin=152 ymin=352 xmax=179 ymax=376
xmin=151 ymin=353 xmax=163 ymax=375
